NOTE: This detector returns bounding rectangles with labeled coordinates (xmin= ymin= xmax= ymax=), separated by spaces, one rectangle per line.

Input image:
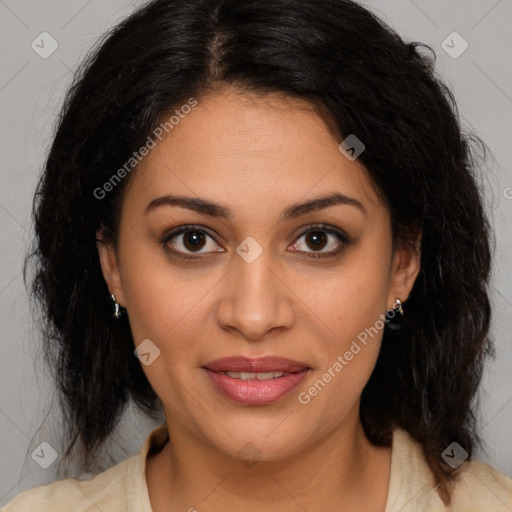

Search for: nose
xmin=215 ymin=245 xmax=295 ymax=341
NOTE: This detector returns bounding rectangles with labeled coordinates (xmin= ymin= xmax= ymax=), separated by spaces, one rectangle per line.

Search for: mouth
xmin=203 ymin=356 xmax=310 ymax=406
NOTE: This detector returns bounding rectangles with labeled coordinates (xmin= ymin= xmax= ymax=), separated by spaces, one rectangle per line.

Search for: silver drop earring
xmin=111 ymin=293 xmax=121 ymax=319
xmin=385 ymin=297 xmax=404 ymax=331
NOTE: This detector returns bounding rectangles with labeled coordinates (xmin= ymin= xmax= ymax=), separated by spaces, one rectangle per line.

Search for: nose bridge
xmin=217 ymin=236 xmax=293 ymax=339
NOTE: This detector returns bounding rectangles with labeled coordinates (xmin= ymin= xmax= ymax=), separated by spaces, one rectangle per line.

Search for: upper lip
xmin=204 ymin=356 xmax=309 ymax=373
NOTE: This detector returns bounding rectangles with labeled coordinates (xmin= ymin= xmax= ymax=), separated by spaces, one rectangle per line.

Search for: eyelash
xmin=160 ymin=223 xmax=351 ymax=261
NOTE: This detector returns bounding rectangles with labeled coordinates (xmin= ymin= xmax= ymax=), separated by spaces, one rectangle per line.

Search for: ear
xmin=96 ymin=229 xmax=126 ymax=307
xmin=387 ymin=230 xmax=422 ymax=309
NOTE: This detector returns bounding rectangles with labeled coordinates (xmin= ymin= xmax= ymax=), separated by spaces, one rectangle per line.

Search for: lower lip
xmin=204 ymin=368 xmax=309 ymax=405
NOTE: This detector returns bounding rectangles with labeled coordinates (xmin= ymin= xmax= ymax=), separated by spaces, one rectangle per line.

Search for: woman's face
xmin=98 ymin=86 xmax=420 ymax=462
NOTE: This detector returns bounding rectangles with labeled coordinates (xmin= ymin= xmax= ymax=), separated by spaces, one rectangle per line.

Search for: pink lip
xmin=203 ymin=356 xmax=310 ymax=405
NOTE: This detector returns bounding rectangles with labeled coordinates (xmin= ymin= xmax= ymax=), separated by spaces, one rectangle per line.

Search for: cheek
xmin=295 ymin=250 xmax=391 ymax=410
xmin=117 ymin=239 xmax=218 ymax=354
xmin=119 ymin=251 xmax=214 ymax=406
xmin=305 ymin=252 xmax=391 ymax=345
xmin=296 ymin=311 xmax=385 ymax=432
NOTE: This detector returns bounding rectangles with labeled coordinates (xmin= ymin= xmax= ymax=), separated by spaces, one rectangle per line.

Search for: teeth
xmin=223 ymin=371 xmax=288 ymax=380
xmin=255 ymin=372 xmax=275 ymax=380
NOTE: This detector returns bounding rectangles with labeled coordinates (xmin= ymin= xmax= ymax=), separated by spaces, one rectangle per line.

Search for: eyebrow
xmin=145 ymin=191 xmax=367 ymax=220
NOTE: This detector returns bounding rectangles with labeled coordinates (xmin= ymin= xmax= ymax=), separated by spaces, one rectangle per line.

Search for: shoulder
xmin=387 ymin=428 xmax=512 ymax=511
xmin=0 ymin=455 xmax=135 ymax=512
xmin=449 ymin=458 xmax=512 ymax=511
xmin=1 ymin=423 xmax=168 ymax=512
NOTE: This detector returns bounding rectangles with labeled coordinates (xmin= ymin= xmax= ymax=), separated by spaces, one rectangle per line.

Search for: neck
xmin=146 ymin=407 xmax=391 ymax=512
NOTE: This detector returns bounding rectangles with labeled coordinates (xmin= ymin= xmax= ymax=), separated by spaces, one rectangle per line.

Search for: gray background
xmin=1 ymin=0 xmax=511 ymax=505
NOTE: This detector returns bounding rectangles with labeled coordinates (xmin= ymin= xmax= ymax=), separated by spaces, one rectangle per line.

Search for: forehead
xmin=124 ymin=87 xmax=385 ymax=218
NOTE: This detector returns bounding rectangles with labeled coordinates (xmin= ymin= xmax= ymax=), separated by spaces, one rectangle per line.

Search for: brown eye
xmin=182 ymin=231 xmax=207 ymax=251
xmin=161 ymin=225 xmax=223 ymax=259
xmin=304 ymin=231 xmax=328 ymax=251
xmin=291 ymin=224 xmax=350 ymax=258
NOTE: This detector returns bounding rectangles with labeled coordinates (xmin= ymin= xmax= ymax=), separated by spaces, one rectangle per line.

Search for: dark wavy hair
xmin=23 ymin=0 xmax=495 ymax=504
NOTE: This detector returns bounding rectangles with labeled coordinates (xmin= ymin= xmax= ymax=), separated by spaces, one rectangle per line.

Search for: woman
xmin=3 ymin=0 xmax=511 ymax=510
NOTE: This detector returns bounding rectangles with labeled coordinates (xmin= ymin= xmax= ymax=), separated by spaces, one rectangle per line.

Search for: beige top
xmin=2 ymin=423 xmax=511 ymax=511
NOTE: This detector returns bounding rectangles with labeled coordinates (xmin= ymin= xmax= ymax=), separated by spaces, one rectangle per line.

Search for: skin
xmin=97 ymin=85 xmax=421 ymax=512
